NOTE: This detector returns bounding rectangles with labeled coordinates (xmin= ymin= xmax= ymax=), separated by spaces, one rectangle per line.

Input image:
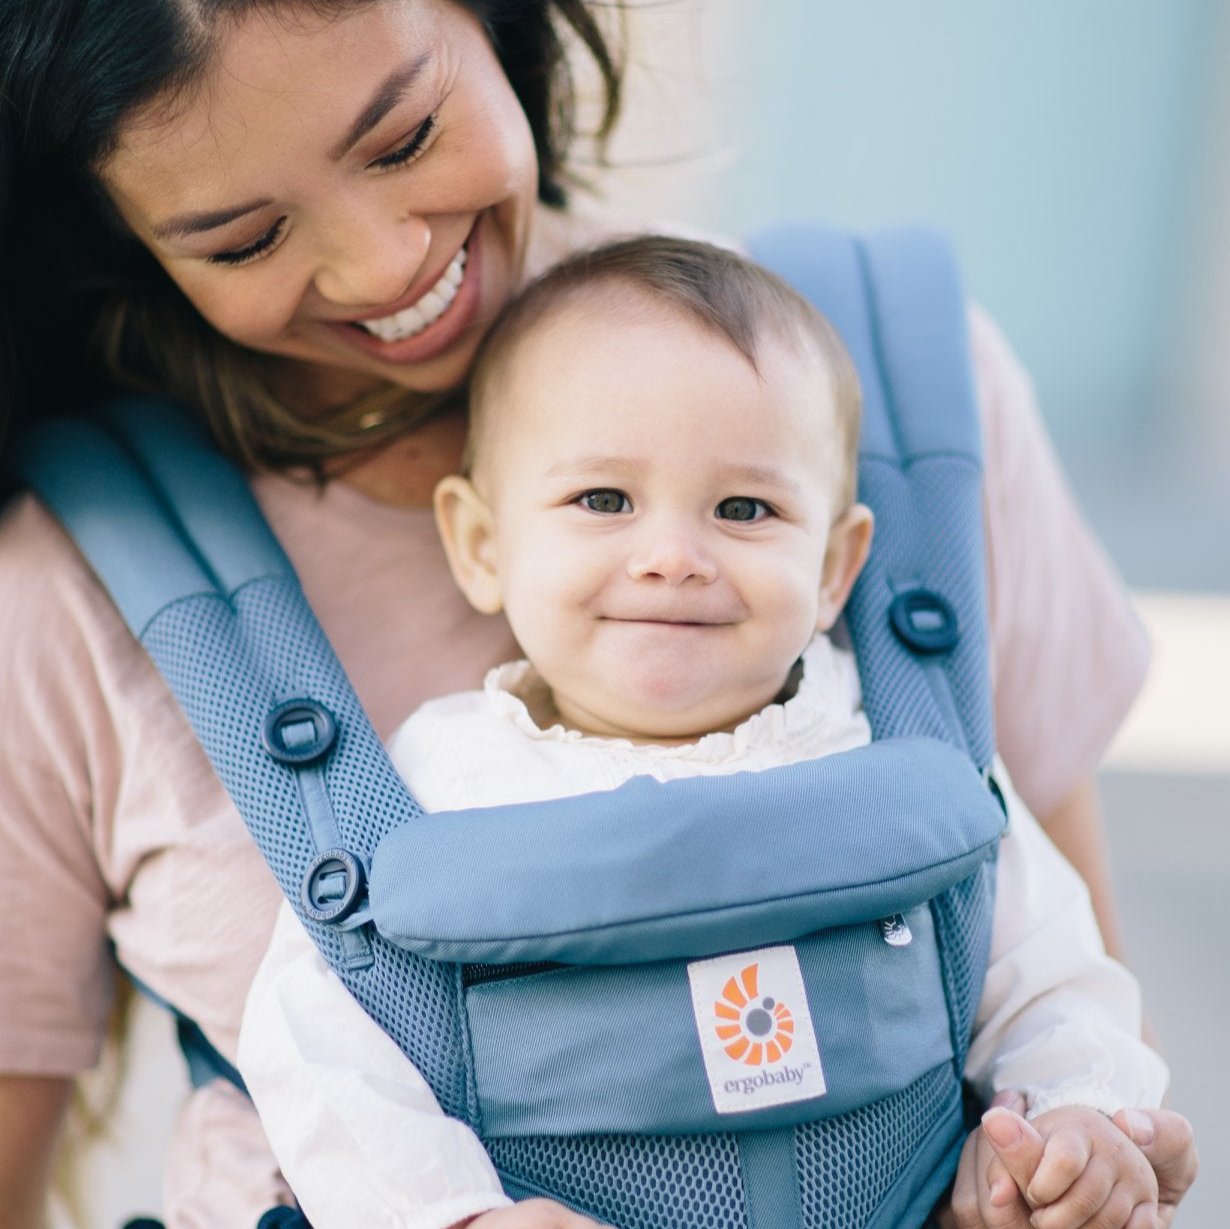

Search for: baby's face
xmin=460 ymin=298 xmax=862 ymax=742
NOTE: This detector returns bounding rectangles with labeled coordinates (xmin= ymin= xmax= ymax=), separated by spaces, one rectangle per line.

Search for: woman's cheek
xmin=192 ymin=275 xmax=302 ymax=347
xmin=153 ymin=249 xmax=294 ymax=340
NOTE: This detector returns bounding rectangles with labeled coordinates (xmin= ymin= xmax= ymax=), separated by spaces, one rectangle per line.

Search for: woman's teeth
xmin=357 ymin=248 xmax=467 ymax=343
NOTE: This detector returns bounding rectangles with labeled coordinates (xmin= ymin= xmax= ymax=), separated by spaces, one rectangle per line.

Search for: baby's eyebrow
xmin=543 ymin=455 xmax=807 ymax=499
xmin=719 ymin=463 xmax=804 ymax=496
xmin=543 ymin=454 xmax=644 ymax=480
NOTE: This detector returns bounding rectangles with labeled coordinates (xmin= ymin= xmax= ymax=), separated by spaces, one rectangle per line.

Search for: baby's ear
xmin=433 ymin=474 xmax=503 ymax=614
xmin=815 ymin=503 xmax=874 ymax=632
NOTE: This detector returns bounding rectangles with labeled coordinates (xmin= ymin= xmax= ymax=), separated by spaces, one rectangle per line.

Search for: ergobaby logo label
xmin=687 ymin=945 xmax=826 ymax=1115
xmin=712 ymin=961 xmax=795 ymax=1065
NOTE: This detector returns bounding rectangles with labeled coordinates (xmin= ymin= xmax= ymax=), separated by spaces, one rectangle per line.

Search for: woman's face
xmin=101 ymin=0 xmax=540 ymax=407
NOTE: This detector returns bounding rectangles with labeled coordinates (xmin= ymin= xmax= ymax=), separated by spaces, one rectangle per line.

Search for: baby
xmin=239 ymin=236 xmax=1167 ymax=1229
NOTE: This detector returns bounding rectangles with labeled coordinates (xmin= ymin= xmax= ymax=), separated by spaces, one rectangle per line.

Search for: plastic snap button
xmin=888 ymin=589 xmax=959 ymax=654
xmin=263 ymin=699 xmax=337 ymax=766
xmin=300 ymin=848 xmax=367 ymax=924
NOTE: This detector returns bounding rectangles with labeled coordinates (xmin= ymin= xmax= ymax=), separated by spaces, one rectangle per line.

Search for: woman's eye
xmin=371 ymin=113 xmax=437 ymax=171
xmin=579 ymin=489 xmax=631 ymax=515
xmin=716 ymin=496 xmax=770 ymax=522
xmin=207 ymin=218 xmax=287 ymax=267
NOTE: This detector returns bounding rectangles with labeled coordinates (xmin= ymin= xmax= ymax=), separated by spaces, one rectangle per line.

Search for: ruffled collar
xmin=480 ymin=634 xmax=866 ymax=765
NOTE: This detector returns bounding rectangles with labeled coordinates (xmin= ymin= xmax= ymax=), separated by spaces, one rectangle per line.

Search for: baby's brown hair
xmin=466 ymin=235 xmax=863 ymax=507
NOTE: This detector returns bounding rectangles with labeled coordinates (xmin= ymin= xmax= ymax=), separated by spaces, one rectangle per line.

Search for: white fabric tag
xmin=687 ymin=945 xmax=827 ymax=1115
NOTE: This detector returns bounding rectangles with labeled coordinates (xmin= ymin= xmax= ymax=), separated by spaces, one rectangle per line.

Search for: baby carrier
xmin=15 ymin=226 xmax=1007 ymax=1229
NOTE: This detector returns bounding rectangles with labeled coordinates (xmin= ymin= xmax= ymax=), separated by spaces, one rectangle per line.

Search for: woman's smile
xmin=101 ymin=0 xmax=540 ymax=409
xmin=321 ymin=228 xmax=481 ymax=368
xmin=348 ymin=245 xmax=468 ymax=343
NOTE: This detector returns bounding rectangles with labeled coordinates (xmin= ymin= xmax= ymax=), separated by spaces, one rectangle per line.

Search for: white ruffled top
xmin=387 ymin=634 xmax=873 ymax=810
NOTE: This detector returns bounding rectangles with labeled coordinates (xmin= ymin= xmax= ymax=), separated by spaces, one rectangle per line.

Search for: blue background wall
xmin=608 ymin=0 xmax=1230 ymax=588
xmin=715 ymin=4 xmax=1213 ymax=443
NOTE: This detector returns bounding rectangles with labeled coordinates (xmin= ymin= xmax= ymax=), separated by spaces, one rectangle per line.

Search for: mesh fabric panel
xmin=909 ymin=461 xmax=995 ymax=764
xmin=931 ymin=861 xmax=997 ymax=1070
xmin=487 ymin=1132 xmax=746 ymax=1228
xmin=143 ymin=580 xmax=472 ymax=1118
xmin=795 ymin=1063 xmax=953 ymax=1229
xmin=847 ymin=456 xmax=993 ymax=768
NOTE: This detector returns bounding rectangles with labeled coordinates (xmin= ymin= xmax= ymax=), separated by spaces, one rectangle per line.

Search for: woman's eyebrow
xmin=331 ymin=51 xmax=434 ymax=161
xmin=153 ymin=199 xmax=274 ymax=240
xmin=149 ymin=52 xmax=436 ymax=242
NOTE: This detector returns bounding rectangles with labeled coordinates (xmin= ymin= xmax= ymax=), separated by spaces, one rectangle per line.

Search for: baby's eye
xmin=716 ymin=496 xmax=771 ymax=522
xmin=579 ymin=489 xmax=631 ymax=515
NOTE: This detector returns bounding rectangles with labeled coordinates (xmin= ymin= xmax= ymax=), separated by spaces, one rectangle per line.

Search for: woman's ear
xmin=815 ymin=503 xmax=874 ymax=632
xmin=433 ymin=474 xmax=503 ymax=614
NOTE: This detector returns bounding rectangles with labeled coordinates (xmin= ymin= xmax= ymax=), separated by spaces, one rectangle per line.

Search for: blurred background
xmin=594 ymin=0 xmax=1229 ymax=1217
xmin=56 ymin=1 xmax=1226 ymax=1224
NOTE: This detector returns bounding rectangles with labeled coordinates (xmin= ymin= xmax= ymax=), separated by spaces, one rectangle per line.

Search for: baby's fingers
xmin=1124 ymin=1202 xmax=1161 ymax=1229
xmin=1032 ymin=1182 xmax=1157 ymax=1229
xmin=1028 ymin=1160 xmax=1130 ymax=1229
xmin=1027 ymin=1125 xmax=1095 ymax=1206
xmin=1029 ymin=1142 xmax=1159 ymax=1229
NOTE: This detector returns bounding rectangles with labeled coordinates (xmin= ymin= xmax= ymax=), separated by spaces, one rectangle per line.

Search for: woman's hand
xmin=979 ymin=1105 xmax=1158 ymax=1229
xmin=1111 ymin=1107 xmax=1199 ymax=1227
xmin=937 ymin=1094 xmax=1198 ymax=1229
xmin=457 ymin=1199 xmax=614 ymax=1228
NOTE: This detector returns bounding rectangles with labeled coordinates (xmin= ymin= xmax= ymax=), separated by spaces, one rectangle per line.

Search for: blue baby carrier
xmin=14 ymin=226 xmax=1007 ymax=1228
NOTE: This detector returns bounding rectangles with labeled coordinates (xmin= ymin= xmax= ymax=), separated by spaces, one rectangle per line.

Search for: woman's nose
xmin=312 ymin=207 xmax=431 ymax=308
xmin=627 ymin=529 xmax=718 ymax=586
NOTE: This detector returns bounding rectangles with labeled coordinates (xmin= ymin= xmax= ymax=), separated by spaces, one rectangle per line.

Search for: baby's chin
xmin=550 ymin=688 xmax=781 ymax=747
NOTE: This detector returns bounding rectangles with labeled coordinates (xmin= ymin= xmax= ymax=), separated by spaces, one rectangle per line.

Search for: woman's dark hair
xmin=0 ymin=0 xmax=624 ymax=468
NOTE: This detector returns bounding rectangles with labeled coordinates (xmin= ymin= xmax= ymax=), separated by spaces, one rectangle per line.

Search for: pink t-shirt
xmin=0 ymin=306 xmax=1147 ymax=1215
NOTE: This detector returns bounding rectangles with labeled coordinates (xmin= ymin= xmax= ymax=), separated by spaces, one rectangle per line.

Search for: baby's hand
xmin=457 ymin=1198 xmax=614 ymax=1229
xmin=983 ymin=1105 xmax=1159 ymax=1229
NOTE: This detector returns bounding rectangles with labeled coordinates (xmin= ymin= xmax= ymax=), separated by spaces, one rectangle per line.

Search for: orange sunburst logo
xmin=712 ymin=961 xmax=795 ymax=1066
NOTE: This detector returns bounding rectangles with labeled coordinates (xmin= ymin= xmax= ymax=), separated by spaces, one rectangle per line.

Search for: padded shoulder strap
xmin=13 ymin=401 xmax=473 ymax=1114
xmin=748 ymin=226 xmax=993 ymax=768
xmin=13 ymin=400 xmax=292 ymax=635
xmin=11 ymin=382 xmax=1000 ymax=974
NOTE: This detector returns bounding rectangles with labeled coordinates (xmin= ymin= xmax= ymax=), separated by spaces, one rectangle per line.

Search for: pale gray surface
xmin=1102 ymin=770 xmax=1230 ymax=1225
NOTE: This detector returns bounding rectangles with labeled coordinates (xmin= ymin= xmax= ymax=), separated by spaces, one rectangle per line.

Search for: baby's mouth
xmin=353 ymin=247 xmax=467 ymax=343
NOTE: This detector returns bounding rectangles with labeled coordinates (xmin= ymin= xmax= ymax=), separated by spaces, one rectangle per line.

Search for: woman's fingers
xmin=1111 ymin=1108 xmax=1198 ymax=1227
xmin=981 ymin=1108 xmax=1046 ymax=1205
xmin=942 ymin=1121 xmax=1037 ymax=1229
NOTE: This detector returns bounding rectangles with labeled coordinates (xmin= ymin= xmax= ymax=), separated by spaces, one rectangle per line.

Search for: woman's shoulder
xmin=0 ymin=490 xmax=191 ymax=762
xmin=965 ymin=302 xmax=1042 ymax=449
xmin=0 ymin=491 xmax=131 ymax=663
